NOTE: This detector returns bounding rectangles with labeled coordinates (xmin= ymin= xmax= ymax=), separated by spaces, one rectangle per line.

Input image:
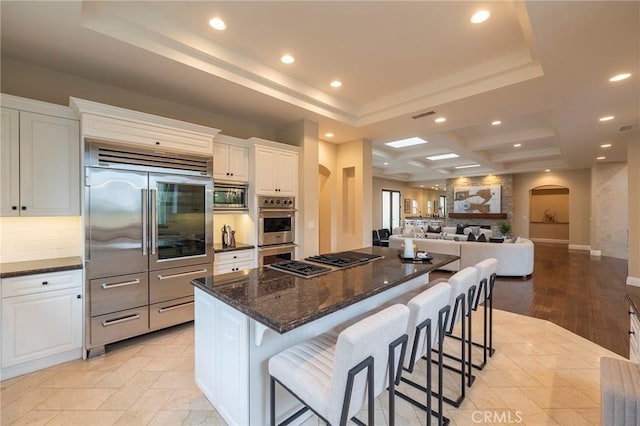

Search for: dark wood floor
xmin=432 ymin=242 xmax=632 ymax=357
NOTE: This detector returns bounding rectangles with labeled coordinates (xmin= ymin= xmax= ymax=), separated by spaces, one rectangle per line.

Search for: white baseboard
xmin=628 ymin=276 xmax=640 ymax=287
xmin=0 ymin=348 xmax=82 ymax=381
xmin=530 ymin=238 xmax=570 ymax=244
xmin=568 ymin=244 xmax=591 ymax=251
xmin=590 ymin=249 xmax=602 ymax=256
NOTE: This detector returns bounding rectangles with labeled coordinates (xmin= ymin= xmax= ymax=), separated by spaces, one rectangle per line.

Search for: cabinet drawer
xmin=2 ymin=270 xmax=81 ymax=298
xmin=150 ymin=296 xmax=194 ymax=330
xmin=149 ymin=264 xmax=210 ymax=304
xmin=89 ymin=273 xmax=148 ymax=316
xmin=215 ymin=249 xmax=254 ymax=265
xmin=82 ymin=114 xmax=213 ymax=156
xmin=90 ymin=306 xmax=149 ymax=347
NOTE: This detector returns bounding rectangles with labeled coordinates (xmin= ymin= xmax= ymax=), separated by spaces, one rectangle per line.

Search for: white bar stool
xmin=395 ymin=282 xmax=452 ymax=426
xmin=471 ymin=258 xmax=498 ymax=369
xmin=268 ymin=304 xmax=410 ymax=426
xmin=434 ymin=267 xmax=478 ymax=407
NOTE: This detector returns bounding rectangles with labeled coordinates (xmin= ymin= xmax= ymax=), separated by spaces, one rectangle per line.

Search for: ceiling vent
xmin=618 ymin=124 xmax=638 ymax=133
xmin=411 ymin=110 xmax=436 ymax=120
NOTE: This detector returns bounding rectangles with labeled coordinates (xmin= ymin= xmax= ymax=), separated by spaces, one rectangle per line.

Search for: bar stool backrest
xmin=405 ymin=282 xmax=452 ymax=369
xmin=446 ymin=267 xmax=479 ymax=328
xmin=327 ymin=304 xmax=410 ymax=424
xmin=473 ymin=258 xmax=498 ymax=306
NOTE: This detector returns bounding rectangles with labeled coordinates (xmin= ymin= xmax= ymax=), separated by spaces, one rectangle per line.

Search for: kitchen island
xmin=191 ymin=247 xmax=458 ymax=426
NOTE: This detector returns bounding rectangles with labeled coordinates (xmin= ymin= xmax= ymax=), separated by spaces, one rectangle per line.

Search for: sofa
xmin=388 ymin=234 xmax=534 ymax=277
xmin=400 ymin=224 xmax=493 ymax=240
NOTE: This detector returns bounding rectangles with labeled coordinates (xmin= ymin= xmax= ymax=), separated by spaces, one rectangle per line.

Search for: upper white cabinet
xmin=254 ymin=145 xmax=298 ymax=196
xmin=213 ymin=142 xmax=249 ymax=183
xmin=1 ymin=104 xmax=80 ymax=217
xmin=71 ymin=98 xmax=220 ymax=157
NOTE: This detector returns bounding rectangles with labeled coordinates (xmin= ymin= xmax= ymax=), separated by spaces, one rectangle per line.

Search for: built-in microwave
xmin=213 ymin=183 xmax=248 ymax=211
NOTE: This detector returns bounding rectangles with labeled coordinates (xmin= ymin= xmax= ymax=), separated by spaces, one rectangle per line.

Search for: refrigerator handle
xmin=150 ymin=188 xmax=157 ymax=255
xmin=142 ymin=189 xmax=148 ymax=256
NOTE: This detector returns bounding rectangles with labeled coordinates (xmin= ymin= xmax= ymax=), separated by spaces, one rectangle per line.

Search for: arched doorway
xmin=529 ymin=185 xmax=570 ymax=243
xmin=318 ymin=164 xmax=332 ymax=253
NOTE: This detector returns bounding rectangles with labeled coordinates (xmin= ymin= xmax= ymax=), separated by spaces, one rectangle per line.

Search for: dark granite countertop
xmin=192 ymin=246 xmax=458 ymax=333
xmin=213 ymin=242 xmax=255 ymax=253
xmin=0 ymin=256 xmax=83 ymax=278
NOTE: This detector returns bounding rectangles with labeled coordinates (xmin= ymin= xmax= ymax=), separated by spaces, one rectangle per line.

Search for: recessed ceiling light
xmin=599 ymin=115 xmax=615 ymax=122
xmin=330 ymin=80 xmax=342 ymax=88
xmin=434 ymin=117 xmax=447 ymax=123
xmin=280 ymin=54 xmax=295 ymax=64
xmin=420 ymin=185 xmax=424 ymax=188
xmin=491 ymin=120 xmax=502 ymax=126
xmin=513 ymin=143 xmax=522 ymax=148
xmin=601 ymin=143 xmax=612 ymax=148
xmin=470 ymin=10 xmax=491 ymax=24
xmin=609 ymin=73 xmax=631 ymax=82
xmin=427 ymin=153 xmax=459 ymax=161
xmin=324 ymin=132 xmax=334 ymax=138
xmin=384 ymin=137 xmax=427 ymax=149
xmin=545 ymin=169 xmax=551 ymax=172
xmin=209 ymin=18 xmax=226 ymax=31
xmin=383 ymin=162 xmax=389 ymax=166
xmin=597 ymin=156 xmax=606 ymax=160
xmin=455 ymin=164 xmax=481 ymax=169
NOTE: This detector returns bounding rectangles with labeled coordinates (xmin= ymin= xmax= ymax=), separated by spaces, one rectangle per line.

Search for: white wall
xmin=0 ymin=217 xmax=82 ymax=262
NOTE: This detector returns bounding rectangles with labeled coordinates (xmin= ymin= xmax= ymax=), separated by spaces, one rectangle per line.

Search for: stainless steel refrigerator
xmin=84 ymin=143 xmax=213 ymax=357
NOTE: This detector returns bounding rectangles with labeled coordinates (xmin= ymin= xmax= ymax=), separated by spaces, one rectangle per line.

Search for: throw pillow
xmin=456 ymin=224 xmax=465 ymax=235
xmin=489 ymin=237 xmax=504 ymax=244
xmin=402 ymin=225 xmax=415 ymax=237
xmin=511 ymin=236 xmax=519 ymax=244
xmin=467 ymin=232 xmax=476 ymax=241
xmin=471 ymin=226 xmax=480 ymax=236
xmin=477 ymin=233 xmax=487 ymax=242
xmin=427 ymin=225 xmax=442 ymax=233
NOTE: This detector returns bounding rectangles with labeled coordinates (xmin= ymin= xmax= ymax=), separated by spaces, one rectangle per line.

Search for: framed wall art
xmin=453 ymin=185 xmax=501 ymax=214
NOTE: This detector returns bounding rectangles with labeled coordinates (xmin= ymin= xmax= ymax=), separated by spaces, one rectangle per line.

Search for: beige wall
xmin=276 ymin=120 xmax=319 ymax=257
xmin=629 ymin=139 xmax=640 ymax=284
xmin=1 ymin=57 xmax=275 ymax=140
xmin=0 ymin=217 xmax=82 ymax=262
xmin=319 ymin=141 xmax=338 ymax=252
xmin=513 ymin=170 xmax=591 ymax=247
xmin=591 ymin=163 xmax=628 ymax=259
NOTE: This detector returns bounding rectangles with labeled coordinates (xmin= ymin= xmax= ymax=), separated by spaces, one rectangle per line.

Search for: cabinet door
xmin=212 ymin=143 xmax=230 ymax=181
xmin=1 ymin=108 xmax=20 ymax=216
xmin=276 ymin=151 xmax=298 ymax=196
xmin=228 ymin=145 xmax=249 ymax=182
xmin=19 ymin=112 xmax=80 ymax=216
xmin=254 ymin=148 xmax=277 ymax=194
xmin=2 ymin=287 xmax=82 ymax=367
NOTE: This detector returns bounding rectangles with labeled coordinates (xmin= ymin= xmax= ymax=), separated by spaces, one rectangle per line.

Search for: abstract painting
xmin=453 ymin=185 xmax=501 ymax=214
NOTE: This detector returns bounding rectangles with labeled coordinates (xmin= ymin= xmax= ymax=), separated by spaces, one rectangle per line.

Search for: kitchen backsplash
xmin=0 ymin=217 xmax=82 ymax=263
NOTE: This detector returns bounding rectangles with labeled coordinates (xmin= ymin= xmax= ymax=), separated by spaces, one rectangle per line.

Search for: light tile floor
xmin=0 ymin=308 xmax=622 ymax=425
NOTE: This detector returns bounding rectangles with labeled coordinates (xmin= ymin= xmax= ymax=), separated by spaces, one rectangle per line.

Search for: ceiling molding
xmin=491 ymin=147 xmax=562 ymax=163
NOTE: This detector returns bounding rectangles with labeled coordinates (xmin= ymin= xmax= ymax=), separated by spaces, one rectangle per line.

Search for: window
xmin=439 ymin=195 xmax=447 ymax=217
xmin=382 ymin=190 xmax=401 ymax=230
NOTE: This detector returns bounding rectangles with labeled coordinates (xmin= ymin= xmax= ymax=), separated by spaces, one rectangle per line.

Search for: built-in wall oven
xmin=257 ymin=195 xmax=296 ymax=266
xmin=84 ymin=142 xmax=213 ymax=356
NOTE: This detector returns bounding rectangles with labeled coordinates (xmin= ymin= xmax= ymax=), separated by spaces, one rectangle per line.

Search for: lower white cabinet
xmin=1 ymin=270 xmax=82 ymax=379
xmin=631 ymin=305 xmax=640 ymax=363
xmin=214 ymin=249 xmax=255 ymax=275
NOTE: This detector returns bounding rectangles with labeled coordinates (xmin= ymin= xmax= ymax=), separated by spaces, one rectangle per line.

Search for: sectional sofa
xmin=388 ymin=234 xmax=534 ymax=277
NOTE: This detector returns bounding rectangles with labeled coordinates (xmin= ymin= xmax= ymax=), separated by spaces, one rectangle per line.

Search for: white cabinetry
xmin=1 ymin=106 xmax=80 ymax=217
xmin=1 ymin=270 xmax=83 ymax=379
xmin=70 ymin=97 xmax=220 ymax=156
xmin=254 ymin=146 xmax=298 ymax=196
xmin=630 ymin=305 xmax=640 ymax=363
xmin=213 ymin=143 xmax=249 ymax=182
xmin=214 ymin=249 xmax=255 ymax=275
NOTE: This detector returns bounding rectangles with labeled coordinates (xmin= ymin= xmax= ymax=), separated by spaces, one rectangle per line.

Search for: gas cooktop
xmin=268 ymin=261 xmax=332 ymax=278
xmin=305 ymin=251 xmax=383 ymax=268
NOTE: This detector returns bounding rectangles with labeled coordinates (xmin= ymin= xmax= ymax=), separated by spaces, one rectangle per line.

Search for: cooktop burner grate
xmin=306 ymin=251 xmax=382 ymax=268
xmin=268 ymin=261 xmax=332 ymax=278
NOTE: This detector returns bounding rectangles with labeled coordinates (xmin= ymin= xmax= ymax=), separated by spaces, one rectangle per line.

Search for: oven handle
xmin=258 ymin=243 xmax=297 ymax=253
xmin=258 ymin=209 xmax=297 ymax=213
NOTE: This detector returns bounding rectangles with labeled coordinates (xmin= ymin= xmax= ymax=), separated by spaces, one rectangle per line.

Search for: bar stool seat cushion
xmin=269 ymin=304 xmax=410 ymax=426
